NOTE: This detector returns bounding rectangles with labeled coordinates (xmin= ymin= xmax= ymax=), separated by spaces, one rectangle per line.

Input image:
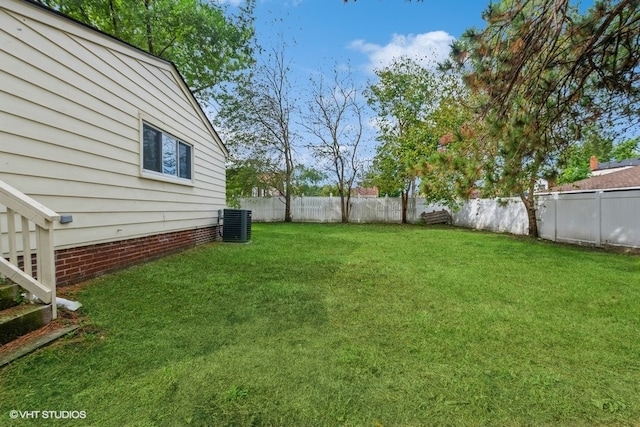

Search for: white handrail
xmin=0 ymin=179 xmax=59 ymax=318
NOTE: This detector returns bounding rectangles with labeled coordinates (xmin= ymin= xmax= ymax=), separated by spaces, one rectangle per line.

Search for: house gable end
xmin=1 ymin=0 xmax=228 ymax=252
xmin=11 ymin=0 xmax=227 ymax=157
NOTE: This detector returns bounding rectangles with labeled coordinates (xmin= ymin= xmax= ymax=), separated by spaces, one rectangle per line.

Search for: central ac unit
xmin=222 ymin=209 xmax=252 ymax=243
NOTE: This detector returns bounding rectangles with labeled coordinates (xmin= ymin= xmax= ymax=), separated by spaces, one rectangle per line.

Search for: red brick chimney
xmin=589 ymin=155 xmax=598 ymax=171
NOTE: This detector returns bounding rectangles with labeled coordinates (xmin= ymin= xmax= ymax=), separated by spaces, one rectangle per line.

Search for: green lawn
xmin=1 ymin=223 xmax=639 ymax=426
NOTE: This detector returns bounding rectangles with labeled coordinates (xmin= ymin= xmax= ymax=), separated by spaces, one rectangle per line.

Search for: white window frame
xmin=139 ymin=118 xmax=194 ymax=186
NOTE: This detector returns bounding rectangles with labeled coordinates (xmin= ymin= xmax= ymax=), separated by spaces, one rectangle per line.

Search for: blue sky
xmin=224 ymin=0 xmax=595 ymax=83
xmin=250 ymin=0 xmax=490 ymax=80
xmin=215 ymin=0 xmax=492 ymax=167
xmin=214 ymin=1 xmax=628 ymax=172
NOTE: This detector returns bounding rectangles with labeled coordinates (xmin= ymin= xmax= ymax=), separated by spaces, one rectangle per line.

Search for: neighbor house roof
xmin=351 ymin=187 xmax=379 ymax=197
xmin=552 ymin=165 xmax=640 ymax=192
xmin=589 ymin=156 xmax=640 ymax=176
xmin=595 ymin=158 xmax=640 ymax=171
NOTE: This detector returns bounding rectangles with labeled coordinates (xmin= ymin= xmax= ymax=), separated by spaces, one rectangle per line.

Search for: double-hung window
xmin=142 ymin=123 xmax=192 ymax=181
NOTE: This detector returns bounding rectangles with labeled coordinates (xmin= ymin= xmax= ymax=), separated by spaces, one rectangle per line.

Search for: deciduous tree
xmin=226 ymin=157 xmax=280 ymax=207
xmin=215 ymin=46 xmax=299 ymax=222
xmin=610 ymin=138 xmax=640 ymax=162
xmin=303 ymin=66 xmax=365 ymax=223
xmin=366 ymin=58 xmax=453 ymax=223
xmin=40 ymin=0 xmax=255 ymax=101
xmin=292 ymin=166 xmax=329 ymax=197
xmin=418 ymin=78 xmax=484 ymax=208
xmin=555 ymin=125 xmax=613 ymax=184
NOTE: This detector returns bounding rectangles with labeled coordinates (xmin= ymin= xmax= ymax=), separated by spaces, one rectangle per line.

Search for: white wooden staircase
xmin=0 ymin=179 xmax=59 ymax=346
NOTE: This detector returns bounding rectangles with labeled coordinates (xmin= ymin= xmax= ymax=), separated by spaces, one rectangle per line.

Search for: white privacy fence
xmin=537 ymin=188 xmax=640 ymax=249
xmin=453 ymin=197 xmax=529 ymax=235
xmin=238 ymin=196 xmax=441 ymax=224
xmin=239 ymin=188 xmax=640 ymax=249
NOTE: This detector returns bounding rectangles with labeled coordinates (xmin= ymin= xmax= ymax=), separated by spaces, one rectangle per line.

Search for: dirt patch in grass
xmin=0 ymin=308 xmax=82 ymax=357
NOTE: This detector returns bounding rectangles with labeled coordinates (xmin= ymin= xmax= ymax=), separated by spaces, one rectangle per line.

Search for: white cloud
xmin=349 ymin=31 xmax=455 ymax=74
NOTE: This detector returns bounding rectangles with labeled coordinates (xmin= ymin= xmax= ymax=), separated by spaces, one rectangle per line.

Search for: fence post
xmin=410 ymin=197 xmax=417 ymax=223
xmin=384 ymin=195 xmax=389 ymax=222
xmin=595 ymin=191 xmax=602 ymax=247
xmin=553 ymin=194 xmax=558 ymax=242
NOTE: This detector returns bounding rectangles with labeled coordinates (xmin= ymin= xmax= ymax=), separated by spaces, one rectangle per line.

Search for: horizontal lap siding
xmin=0 ymin=2 xmax=226 ymax=252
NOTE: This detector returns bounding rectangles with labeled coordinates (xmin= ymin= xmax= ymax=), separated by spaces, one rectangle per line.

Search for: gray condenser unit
xmin=222 ymin=209 xmax=252 ymax=243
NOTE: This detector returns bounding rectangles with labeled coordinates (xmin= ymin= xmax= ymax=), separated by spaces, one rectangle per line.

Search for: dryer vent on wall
xmin=222 ymin=209 xmax=252 ymax=243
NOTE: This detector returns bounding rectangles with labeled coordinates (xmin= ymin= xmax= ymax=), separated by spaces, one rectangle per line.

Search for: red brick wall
xmin=55 ymin=226 xmax=221 ymax=286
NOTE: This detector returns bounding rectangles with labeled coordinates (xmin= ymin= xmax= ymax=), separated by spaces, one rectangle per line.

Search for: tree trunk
xmin=527 ymin=205 xmax=538 ymax=237
xmin=144 ymin=0 xmax=154 ymax=54
xmin=401 ymin=191 xmax=408 ymax=224
xmin=108 ymin=0 xmax=119 ymax=37
xmin=520 ymin=193 xmax=538 ymax=237
xmin=341 ymin=193 xmax=351 ymax=223
xmin=284 ymin=192 xmax=292 ymax=222
xmin=284 ymin=145 xmax=294 ymax=222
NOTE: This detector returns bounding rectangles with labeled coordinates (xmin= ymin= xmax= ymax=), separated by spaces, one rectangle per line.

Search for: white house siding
xmin=0 ymin=0 xmax=227 ymax=251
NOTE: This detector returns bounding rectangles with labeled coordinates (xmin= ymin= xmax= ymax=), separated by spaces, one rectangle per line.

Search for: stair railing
xmin=0 ymin=179 xmax=59 ymax=319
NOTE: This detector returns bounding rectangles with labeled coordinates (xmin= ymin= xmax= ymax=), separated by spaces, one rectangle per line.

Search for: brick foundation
xmin=55 ymin=225 xmax=221 ymax=286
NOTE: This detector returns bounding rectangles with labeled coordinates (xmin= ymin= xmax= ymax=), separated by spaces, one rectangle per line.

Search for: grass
xmin=1 ymin=223 xmax=640 ymax=426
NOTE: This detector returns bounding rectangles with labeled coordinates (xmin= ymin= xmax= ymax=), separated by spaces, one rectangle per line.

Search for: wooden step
xmin=0 ymin=283 xmax=20 ymax=310
xmin=0 ymin=323 xmax=80 ymax=367
xmin=0 ymin=304 xmax=52 ymax=346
